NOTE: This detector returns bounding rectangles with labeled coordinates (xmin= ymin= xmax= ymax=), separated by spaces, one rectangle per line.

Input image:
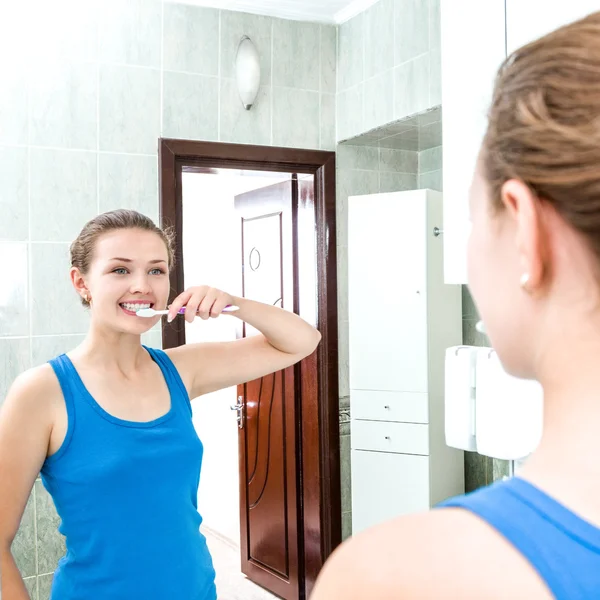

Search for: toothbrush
xmin=136 ymin=305 xmax=239 ymax=318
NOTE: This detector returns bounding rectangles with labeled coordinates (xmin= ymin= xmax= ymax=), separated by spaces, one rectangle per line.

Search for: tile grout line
xmin=270 ymin=21 xmax=274 ymax=146
xmin=160 ymin=0 xmax=165 ymax=137
xmin=318 ymin=26 xmax=322 ymax=150
xmin=33 ymin=482 xmax=39 ymax=588
xmin=26 ymin=41 xmax=33 ymax=374
xmin=96 ymin=14 xmax=100 ymax=217
xmin=217 ymin=10 xmax=222 ymax=142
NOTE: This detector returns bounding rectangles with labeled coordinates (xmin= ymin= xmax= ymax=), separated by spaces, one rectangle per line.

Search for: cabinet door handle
xmin=384 ymin=405 xmax=390 ymax=410
xmin=384 ymin=436 xmax=391 ymax=440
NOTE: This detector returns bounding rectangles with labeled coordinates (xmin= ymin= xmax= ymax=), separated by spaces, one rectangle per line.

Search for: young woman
xmin=312 ymin=11 xmax=600 ymax=600
xmin=0 ymin=209 xmax=321 ymax=600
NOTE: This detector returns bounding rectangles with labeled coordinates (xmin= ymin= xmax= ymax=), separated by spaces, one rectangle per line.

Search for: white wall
xmin=181 ymin=171 xmax=288 ymax=545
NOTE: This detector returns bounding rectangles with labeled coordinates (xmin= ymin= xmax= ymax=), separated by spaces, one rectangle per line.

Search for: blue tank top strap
xmin=437 ymin=477 xmax=600 ymax=599
xmin=143 ymin=346 xmax=193 ymax=417
xmin=47 ymin=354 xmax=78 ymax=463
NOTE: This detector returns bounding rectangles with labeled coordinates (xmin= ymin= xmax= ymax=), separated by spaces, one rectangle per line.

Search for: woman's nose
xmin=130 ymin=275 xmax=151 ymax=294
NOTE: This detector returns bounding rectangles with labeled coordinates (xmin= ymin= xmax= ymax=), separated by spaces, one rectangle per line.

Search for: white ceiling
xmin=169 ymin=0 xmax=379 ymax=24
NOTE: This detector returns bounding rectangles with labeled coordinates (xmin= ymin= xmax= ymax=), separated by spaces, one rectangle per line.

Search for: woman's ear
xmin=70 ymin=267 xmax=90 ymax=301
xmin=500 ymin=179 xmax=547 ymax=292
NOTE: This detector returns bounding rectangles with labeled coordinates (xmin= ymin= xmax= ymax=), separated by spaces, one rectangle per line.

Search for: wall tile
xmin=272 ymin=88 xmax=319 ymax=149
xmin=430 ymin=0 xmax=441 ymax=49
xmin=419 ymin=145 xmax=442 ymax=173
xmin=394 ymin=54 xmax=430 ymax=120
xmin=320 ymin=94 xmax=336 ymax=151
xmin=336 ymin=168 xmax=380 ymax=201
xmin=30 ymin=61 xmax=97 ymax=150
xmin=219 ymin=80 xmax=271 ymax=146
xmin=320 ymin=26 xmax=337 ymax=95
xmin=493 ymin=458 xmax=510 ymax=481
xmin=339 ymin=395 xmax=350 ymax=412
xmin=462 ymin=286 xmax=479 ymax=319
xmin=0 ymin=338 xmax=30 ymax=404
xmin=419 ymin=120 xmax=442 ymax=149
xmin=338 ymin=13 xmax=364 ymax=91
xmin=32 ymin=0 xmax=98 ymax=62
xmin=363 ymin=71 xmax=393 ymax=133
xmin=31 ymin=244 xmax=90 ymax=336
xmin=99 ymin=65 xmax=161 ymax=154
xmin=220 ymin=12 xmax=272 ymax=84
xmin=338 ymin=317 xmax=349 ymax=397
xmin=342 ymin=511 xmax=352 ymax=541
xmin=419 ymin=169 xmax=442 ymax=191
xmin=38 ymin=574 xmax=53 ymax=600
xmin=336 ymin=85 xmax=363 ymax=142
xmin=340 ymin=433 xmax=352 ymax=514
xmin=32 ymin=335 xmax=86 ymax=367
xmin=36 ymin=481 xmax=66 ymax=574
xmin=0 ymin=63 xmax=28 ymax=145
xmin=11 ymin=491 xmax=36 ymax=577
xmin=0 ymin=146 xmax=28 ymax=241
xmin=394 ymin=0 xmax=430 ymax=65
xmin=273 ymin=20 xmax=320 ymax=91
xmin=99 ymin=154 xmax=159 ymax=224
xmin=465 ymin=452 xmax=491 ymax=493
xmin=0 ymin=242 xmax=28 ymax=336
xmin=163 ymin=4 xmax=219 ymax=76
xmin=365 ymin=0 xmax=394 ymax=79
xmin=99 ymin=0 xmax=161 ymax=68
xmin=379 ymin=172 xmax=417 ymax=193
xmin=429 ymin=45 xmax=442 ymax=107
xmin=462 ymin=319 xmax=490 ymax=347
xmin=380 ymin=148 xmax=418 ymax=173
xmin=24 ymin=576 xmax=38 ymax=599
xmin=337 ymin=246 xmax=349 ymax=321
xmin=30 ymin=149 xmax=97 ymax=242
xmin=162 ymin=72 xmax=219 ymax=142
xmin=142 ymin=328 xmax=163 ymax=349
xmin=337 ymin=145 xmax=379 ymax=171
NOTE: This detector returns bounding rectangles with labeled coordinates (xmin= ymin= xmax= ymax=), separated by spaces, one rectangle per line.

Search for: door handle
xmin=230 ymin=396 xmax=244 ymax=429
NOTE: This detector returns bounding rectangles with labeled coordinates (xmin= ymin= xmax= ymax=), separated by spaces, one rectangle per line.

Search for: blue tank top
xmin=41 ymin=347 xmax=217 ymax=600
xmin=438 ymin=476 xmax=600 ymax=599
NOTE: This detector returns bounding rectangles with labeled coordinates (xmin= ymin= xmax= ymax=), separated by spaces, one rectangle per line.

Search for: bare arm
xmin=0 ymin=368 xmax=56 ymax=600
xmin=168 ymin=296 xmax=322 ymax=398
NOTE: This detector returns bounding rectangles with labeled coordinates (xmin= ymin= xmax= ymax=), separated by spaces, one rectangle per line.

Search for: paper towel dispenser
xmin=445 ymin=345 xmax=543 ymax=460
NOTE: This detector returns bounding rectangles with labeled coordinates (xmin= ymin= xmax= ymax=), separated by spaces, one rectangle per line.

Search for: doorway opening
xmin=159 ymin=140 xmax=340 ymax=600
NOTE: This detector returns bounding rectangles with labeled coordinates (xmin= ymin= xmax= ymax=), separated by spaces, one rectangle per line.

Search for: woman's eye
xmin=113 ymin=267 xmax=128 ymax=275
xmin=150 ymin=268 xmax=165 ymax=276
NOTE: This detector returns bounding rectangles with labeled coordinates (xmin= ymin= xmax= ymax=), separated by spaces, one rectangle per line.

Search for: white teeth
xmin=121 ymin=303 xmax=151 ymax=312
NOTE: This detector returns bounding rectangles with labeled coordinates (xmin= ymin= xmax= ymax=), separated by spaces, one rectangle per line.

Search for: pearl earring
xmin=519 ymin=273 xmax=530 ymax=289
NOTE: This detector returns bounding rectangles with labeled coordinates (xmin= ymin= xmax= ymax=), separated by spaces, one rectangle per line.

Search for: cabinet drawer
xmin=351 ymin=420 xmax=429 ymax=455
xmin=351 ymin=390 xmax=428 ymax=423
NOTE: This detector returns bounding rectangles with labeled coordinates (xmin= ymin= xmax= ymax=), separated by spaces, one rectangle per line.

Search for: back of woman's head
xmin=483 ymin=11 xmax=600 ymax=259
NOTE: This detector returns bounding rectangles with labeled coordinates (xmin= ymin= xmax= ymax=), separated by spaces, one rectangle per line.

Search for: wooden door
xmin=234 ymin=179 xmax=301 ymax=599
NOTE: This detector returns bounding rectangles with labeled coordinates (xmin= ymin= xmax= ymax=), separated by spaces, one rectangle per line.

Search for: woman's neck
xmin=71 ymin=324 xmax=148 ymax=374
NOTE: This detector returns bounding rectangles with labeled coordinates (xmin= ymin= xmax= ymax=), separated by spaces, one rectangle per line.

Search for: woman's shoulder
xmin=5 ymin=363 xmax=64 ymax=413
xmin=311 ymin=506 xmax=552 ymax=599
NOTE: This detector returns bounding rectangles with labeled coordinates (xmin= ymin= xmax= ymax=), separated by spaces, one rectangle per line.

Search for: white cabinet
xmin=348 ymin=190 xmax=464 ymax=535
xmin=441 ymin=0 xmax=599 ymax=284
xmin=440 ymin=0 xmax=506 ymax=284
xmin=506 ymin=1 xmax=599 ymax=54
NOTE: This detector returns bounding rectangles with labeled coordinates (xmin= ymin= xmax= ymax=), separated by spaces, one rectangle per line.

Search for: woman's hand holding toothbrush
xmin=167 ymin=286 xmax=238 ymax=323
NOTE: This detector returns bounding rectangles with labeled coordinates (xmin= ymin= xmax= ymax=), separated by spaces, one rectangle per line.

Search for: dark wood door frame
xmin=159 ymin=138 xmax=341 ymax=598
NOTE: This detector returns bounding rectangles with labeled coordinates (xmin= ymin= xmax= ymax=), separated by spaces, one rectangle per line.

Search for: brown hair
xmin=483 ymin=11 xmax=600 ymax=257
xmin=70 ymin=209 xmax=175 ymax=306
